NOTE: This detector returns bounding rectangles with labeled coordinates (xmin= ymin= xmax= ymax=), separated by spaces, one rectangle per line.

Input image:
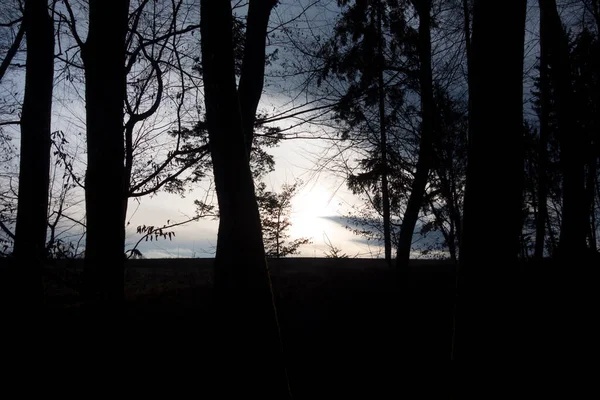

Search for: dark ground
xmin=1 ymin=257 xmax=596 ymax=397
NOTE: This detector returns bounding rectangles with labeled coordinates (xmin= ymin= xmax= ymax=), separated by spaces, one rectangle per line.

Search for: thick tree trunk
xmin=200 ymin=1 xmax=290 ymax=397
xmin=13 ymin=0 xmax=54 ymax=307
xmin=539 ymin=0 xmax=588 ymax=258
xmin=396 ymin=0 xmax=434 ymax=269
xmin=377 ymin=2 xmax=392 ymax=264
xmin=453 ymin=0 xmax=526 ymax=365
xmin=82 ymin=0 xmax=129 ymax=309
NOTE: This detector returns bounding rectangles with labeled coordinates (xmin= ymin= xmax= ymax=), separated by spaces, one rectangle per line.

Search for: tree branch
xmin=62 ymin=0 xmax=84 ymax=48
xmin=0 ymin=17 xmax=23 ymax=27
xmin=0 ymin=20 xmax=25 ymax=84
xmin=0 ymin=219 xmax=15 ymax=240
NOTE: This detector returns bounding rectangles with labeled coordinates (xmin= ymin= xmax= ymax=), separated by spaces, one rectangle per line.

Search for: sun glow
xmin=289 ymin=185 xmax=336 ymax=241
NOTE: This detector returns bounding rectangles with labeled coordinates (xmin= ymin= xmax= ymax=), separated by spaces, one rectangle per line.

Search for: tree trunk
xmin=396 ymin=0 xmax=434 ymax=269
xmin=586 ymin=157 xmax=597 ymax=250
xmin=377 ymin=1 xmax=392 ymax=265
xmin=82 ymin=0 xmax=129 ymax=309
xmin=453 ymin=0 xmax=526 ymax=365
xmin=12 ymin=0 xmax=54 ymax=308
xmin=535 ymin=24 xmax=550 ymax=259
xmin=539 ymin=0 xmax=588 ymax=258
xmin=238 ymin=0 xmax=278 ymax=155
xmin=200 ymin=1 xmax=290 ymax=397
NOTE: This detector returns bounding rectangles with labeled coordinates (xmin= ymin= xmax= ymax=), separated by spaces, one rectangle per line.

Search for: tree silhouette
xmin=76 ymin=0 xmax=130 ymax=308
xmin=256 ymin=180 xmax=311 ymax=258
xmin=539 ymin=0 xmax=588 ymax=259
xmin=318 ymin=0 xmax=413 ymax=264
xmin=453 ymin=0 xmax=527 ymax=363
xmin=12 ymin=0 xmax=54 ymax=307
xmin=396 ymin=0 xmax=436 ymax=270
xmin=200 ymin=0 xmax=290 ymax=396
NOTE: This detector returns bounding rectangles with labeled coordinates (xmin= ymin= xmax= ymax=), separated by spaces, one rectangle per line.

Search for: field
xmin=33 ymin=258 xmax=454 ymax=396
xmin=3 ymin=257 xmax=593 ymax=397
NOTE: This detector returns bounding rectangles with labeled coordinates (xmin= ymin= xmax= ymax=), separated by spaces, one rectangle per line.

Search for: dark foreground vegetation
xmin=1 ymin=257 xmax=596 ymax=398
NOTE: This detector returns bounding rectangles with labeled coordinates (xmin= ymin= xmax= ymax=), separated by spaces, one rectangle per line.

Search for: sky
xmin=125 ymin=130 xmax=388 ymax=259
xmin=0 ymin=0 xmax=398 ymax=259
xmin=122 ymin=0 xmax=396 ymax=259
xmin=2 ymin=0 xmax=567 ymax=259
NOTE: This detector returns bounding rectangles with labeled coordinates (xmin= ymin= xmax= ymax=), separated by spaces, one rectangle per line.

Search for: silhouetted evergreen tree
xmin=320 ymin=0 xmax=418 ymax=263
xmin=256 ymin=181 xmax=311 ymax=258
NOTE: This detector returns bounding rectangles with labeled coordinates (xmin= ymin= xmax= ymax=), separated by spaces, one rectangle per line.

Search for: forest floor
xmin=3 ymin=257 xmax=596 ymax=397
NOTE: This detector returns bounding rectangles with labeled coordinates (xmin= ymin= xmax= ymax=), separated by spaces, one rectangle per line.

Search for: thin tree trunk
xmin=592 ymin=0 xmax=600 ymax=31
xmin=539 ymin=0 xmax=588 ymax=258
xmin=433 ymin=151 xmax=462 ymax=261
xmin=396 ymin=0 xmax=434 ymax=270
xmin=276 ymin=207 xmax=282 ymax=258
xmin=453 ymin=0 xmax=527 ymax=364
xmin=587 ymin=158 xmax=597 ymax=250
xmin=238 ymin=0 xmax=278 ymax=155
xmin=82 ymin=0 xmax=129 ymax=309
xmin=13 ymin=0 xmax=54 ymax=308
xmin=546 ymin=203 xmax=558 ymax=254
xmin=535 ymin=28 xmax=550 ymax=259
xmin=377 ymin=1 xmax=392 ymax=265
xmin=462 ymin=0 xmax=472 ymax=76
xmin=200 ymin=1 xmax=290 ymax=397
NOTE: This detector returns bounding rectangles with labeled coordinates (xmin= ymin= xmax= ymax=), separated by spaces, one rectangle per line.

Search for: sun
xmin=289 ymin=185 xmax=334 ymax=240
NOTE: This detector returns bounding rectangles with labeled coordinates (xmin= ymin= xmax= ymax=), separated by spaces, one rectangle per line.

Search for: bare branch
xmin=62 ymin=0 xmax=84 ymax=48
xmin=0 ymin=121 xmax=21 ymax=127
xmin=0 ymin=20 xmax=25 ymax=84
xmin=0 ymin=219 xmax=15 ymax=240
xmin=0 ymin=17 xmax=23 ymax=27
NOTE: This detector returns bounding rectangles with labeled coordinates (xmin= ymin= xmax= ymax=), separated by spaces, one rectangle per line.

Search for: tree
xmin=423 ymin=86 xmax=468 ymax=263
xmin=12 ymin=0 xmax=54 ymax=306
xmin=453 ymin=0 xmax=527 ymax=363
xmin=316 ymin=1 xmax=470 ymax=263
xmin=570 ymin=29 xmax=599 ymax=252
xmin=539 ymin=0 xmax=588 ymax=259
xmin=122 ymin=0 xmax=205 ymax=203
xmin=256 ymin=180 xmax=311 ymax=258
xmin=376 ymin=0 xmax=392 ymax=264
xmin=318 ymin=0 xmax=414 ymax=264
xmin=396 ymin=0 xmax=436 ymax=270
xmin=75 ymin=0 xmax=130 ymax=308
xmin=200 ymin=0 xmax=290 ymax=396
